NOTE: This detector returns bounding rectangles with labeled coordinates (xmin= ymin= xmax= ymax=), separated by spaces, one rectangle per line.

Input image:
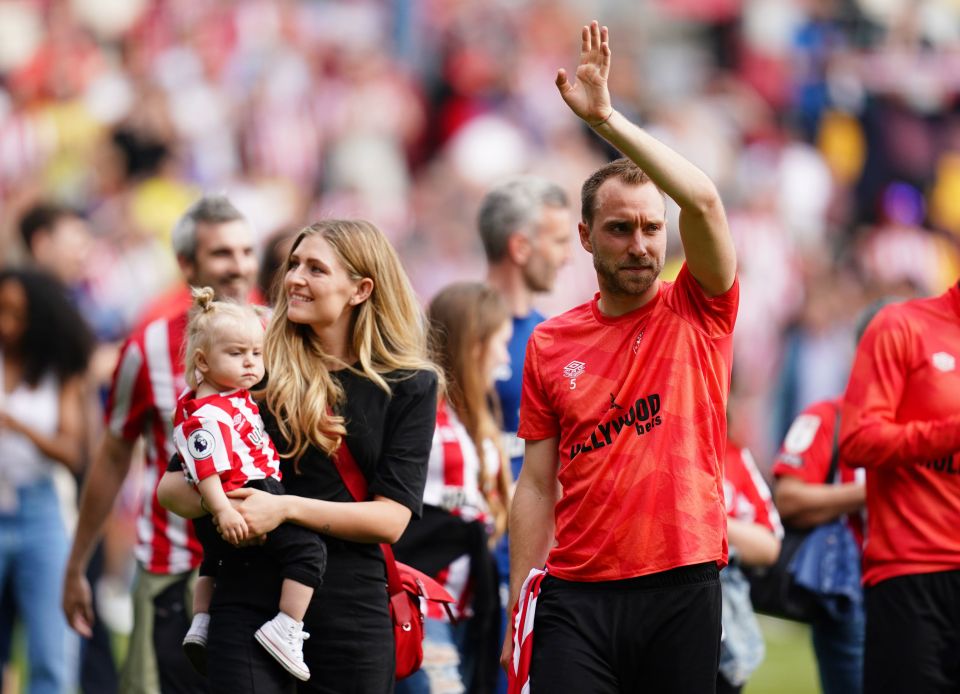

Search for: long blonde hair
xmin=264 ymin=219 xmax=439 ymax=462
xmin=428 ymin=282 xmax=511 ymax=541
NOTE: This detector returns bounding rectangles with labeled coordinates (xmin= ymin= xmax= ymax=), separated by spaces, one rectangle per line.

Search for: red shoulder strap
xmin=329 ymin=439 xmax=409 ymax=619
xmin=330 ymin=437 xmax=370 ymax=502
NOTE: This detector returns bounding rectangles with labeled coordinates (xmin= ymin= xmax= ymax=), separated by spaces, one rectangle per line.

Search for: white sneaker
xmin=182 ymin=612 xmax=210 ymax=675
xmin=255 ymin=613 xmax=311 ymax=681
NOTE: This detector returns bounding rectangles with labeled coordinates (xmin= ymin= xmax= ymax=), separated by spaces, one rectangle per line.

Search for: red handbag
xmin=331 ymin=441 xmax=456 ymax=680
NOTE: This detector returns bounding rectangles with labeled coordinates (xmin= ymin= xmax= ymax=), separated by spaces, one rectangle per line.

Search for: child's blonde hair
xmin=183 ymin=286 xmax=266 ymax=390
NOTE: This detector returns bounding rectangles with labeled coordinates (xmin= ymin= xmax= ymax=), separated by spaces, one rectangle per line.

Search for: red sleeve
xmin=105 ymin=336 xmax=152 ymax=441
xmin=178 ymin=416 xmax=234 ymax=482
xmin=517 ymin=334 xmax=559 ymax=441
xmin=772 ymin=401 xmax=838 ymax=483
xmin=664 ymin=264 xmax=739 ymax=338
xmin=840 ymin=307 xmax=960 ymax=468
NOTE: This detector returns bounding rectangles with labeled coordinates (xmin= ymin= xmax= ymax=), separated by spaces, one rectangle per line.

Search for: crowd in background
xmin=1 ymin=0 xmax=960 ymax=685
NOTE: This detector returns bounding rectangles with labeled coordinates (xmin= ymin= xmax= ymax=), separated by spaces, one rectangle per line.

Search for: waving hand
xmin=556 ymin=21 xmax=613 ymax=127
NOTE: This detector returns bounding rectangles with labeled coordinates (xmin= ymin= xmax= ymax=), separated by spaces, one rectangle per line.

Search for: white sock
xmin=192 ymin=612 xmax=210 ymax=629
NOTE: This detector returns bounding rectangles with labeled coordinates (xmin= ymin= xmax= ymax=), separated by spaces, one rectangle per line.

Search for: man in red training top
xmin=840 ymin=281 xmax=960 ymax=694
xmin=502 ymin=21 xmax=738 ymax=693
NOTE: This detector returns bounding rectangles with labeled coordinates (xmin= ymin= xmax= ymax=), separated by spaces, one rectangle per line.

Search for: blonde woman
xmin=394 ymin=282 xmax=513 ymax=694
xmin=159 ymin=220 xmax=439 ymax=693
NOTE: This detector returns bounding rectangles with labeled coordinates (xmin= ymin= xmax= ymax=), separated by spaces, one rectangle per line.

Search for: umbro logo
xmin=932 ymin=352 xmax=956 ymax=373
xmin=563 ymin=360 xmax=585 ymax=390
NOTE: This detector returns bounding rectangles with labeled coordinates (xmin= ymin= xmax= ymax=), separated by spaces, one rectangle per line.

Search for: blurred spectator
xmin=720 ymin=442 xmax=783 ymax=694
xmin=16 ymin=201 xmax=119 ymax=693
xmin=0 ymin=268 xmax=94 ymax=694
xmin=395 ymin=282 xmax=513 ymax=694
xmin=840 ymin=279 xmax=960 ymax=693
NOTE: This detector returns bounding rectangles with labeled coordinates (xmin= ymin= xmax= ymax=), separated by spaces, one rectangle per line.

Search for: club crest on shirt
xmin=783 ymin=414 xmax=821 ymax=455
xmin=563 ymin=360 xmax=586 ymax=389
xmin=932 ymin=352 xmax=956 ymax=373
xmin=187 ymin=429 xmax=216 ymax=460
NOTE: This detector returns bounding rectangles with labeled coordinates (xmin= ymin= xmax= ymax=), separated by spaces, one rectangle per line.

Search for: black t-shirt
xmin=266 ymin=367 xmax=438 ymax=519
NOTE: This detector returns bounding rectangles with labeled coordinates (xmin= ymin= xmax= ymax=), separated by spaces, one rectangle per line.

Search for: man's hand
xmin=556 ymin=21 xmax=613 ymax=127
xmin=214 ymin=506 xmax=249 ymax=545
xmin=62 ymin=566 xmax=94 ymax=638
xmin=500 ymin=619 xmax=515 ymax=674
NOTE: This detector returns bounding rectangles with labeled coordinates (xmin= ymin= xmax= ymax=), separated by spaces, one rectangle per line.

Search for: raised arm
xmin=500 ymin=436 xmax=561 ymax=670
xmin=556 ymin=21 xmax=736 ymax=295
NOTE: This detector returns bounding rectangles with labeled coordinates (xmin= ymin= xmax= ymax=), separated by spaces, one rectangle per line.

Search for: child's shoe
xmin=255 ymin=612 xmax=310 ymax=681
xmin=182 ymin=612 xmax=210 ymax=675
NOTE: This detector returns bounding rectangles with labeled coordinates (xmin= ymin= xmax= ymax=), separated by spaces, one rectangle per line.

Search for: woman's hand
xmin=227 ymin=487 xmax=287 ymax=536
xmin=555 ymin=21 xmax=613 ymax=127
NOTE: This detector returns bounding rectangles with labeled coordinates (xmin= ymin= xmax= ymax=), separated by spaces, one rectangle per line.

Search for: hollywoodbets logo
xmin=570 ymin=393 xmax=663 ymax=460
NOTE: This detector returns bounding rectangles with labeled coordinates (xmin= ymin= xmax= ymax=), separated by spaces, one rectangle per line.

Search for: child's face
xmin=199 ymin=317 xmax=265 ymax=392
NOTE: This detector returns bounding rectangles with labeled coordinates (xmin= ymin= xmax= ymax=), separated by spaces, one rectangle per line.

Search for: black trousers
xmin=207 ymin=538 xmax=394 ymax=694
xmin=529 ymin=563 xmax=722 ymax=694
xmin=864 ymin=569 xmax=960 ymax=694
xmin=194 ymin=477 xmax=327 ymax=588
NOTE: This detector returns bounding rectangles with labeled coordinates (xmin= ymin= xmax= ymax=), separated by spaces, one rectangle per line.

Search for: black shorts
xmin=864 ymin=569 xmax=960 ymax=694
xmin=529 ymin=562 xmax=721 ymax=694
xmin=194 ymin=477 xmax=327 ymax=589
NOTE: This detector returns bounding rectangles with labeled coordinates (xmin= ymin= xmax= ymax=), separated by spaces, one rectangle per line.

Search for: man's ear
xmin=506 ymin=233 xmax=532 ymax=265
xmin=578 ymin=222 xmax=593 ymax=253
xmin=350 ymin=277 xmax=374 ymax=306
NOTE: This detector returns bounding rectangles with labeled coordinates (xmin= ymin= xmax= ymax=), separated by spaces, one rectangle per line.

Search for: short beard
xmin=593 ymin=254 xmax=661 ymax=297
xmin=521 ymin=263 xmax=553 ymax=294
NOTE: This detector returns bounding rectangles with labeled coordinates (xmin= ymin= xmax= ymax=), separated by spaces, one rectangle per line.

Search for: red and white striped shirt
xmin=724 ymin=444 xmax=784 ymax=538
xmin=422 ymin=400 xmax=501 ymax=620
xmin=106 ymin=312 xmax=202 ymax=575
xmin=173 ymin=389 xmax=281 ymax=492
